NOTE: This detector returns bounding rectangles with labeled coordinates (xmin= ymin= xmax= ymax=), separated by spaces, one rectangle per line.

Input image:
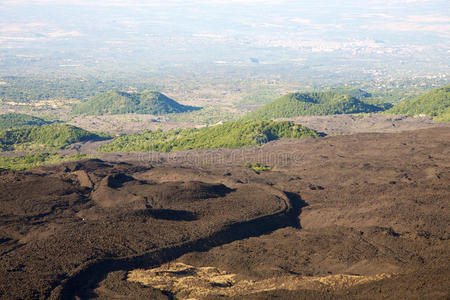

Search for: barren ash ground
xmin=0 ymin=125 xmax=449 ymax=299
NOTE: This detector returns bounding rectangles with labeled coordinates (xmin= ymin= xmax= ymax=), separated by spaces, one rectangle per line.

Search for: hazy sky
xmin=2 ymin=0 xmax=448 ymax=40
xmin=0 ymin=0 xmax=448 ymax=74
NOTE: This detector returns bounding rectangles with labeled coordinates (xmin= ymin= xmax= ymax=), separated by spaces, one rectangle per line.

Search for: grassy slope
xmin=245 ymin=92 xmax=383 ymax=120
xmin=387 ymin=84 xmax=450 ymax=122
xmin=72 ymin=90 xmax=200 ymax=115
xmin=99 ymin=120 xmax=319 ymax=152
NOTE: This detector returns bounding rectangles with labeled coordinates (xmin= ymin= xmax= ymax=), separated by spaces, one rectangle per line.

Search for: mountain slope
xmin=0 ymin=124 xmax=100 ymax=151
xmin=72 ymin=90 xmax=200 ymax=115
xmin=326 ymin=88 xmax=393 ymax=110
xmin=387 ymin=85 xmax=450 ymax=122
xmin=99 ymin=120 xmax=319 ymax=152
xmin=326 ymin=87 xmax=372 ymax=99
xmin=245 ymin=92 xmax=383 ymax=120
xmin=0 ymin=113 xmax=51 ymax=130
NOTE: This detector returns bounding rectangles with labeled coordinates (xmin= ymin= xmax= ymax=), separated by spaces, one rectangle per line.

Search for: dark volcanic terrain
xmin=0 ymin=127 xmax=449 ymax=299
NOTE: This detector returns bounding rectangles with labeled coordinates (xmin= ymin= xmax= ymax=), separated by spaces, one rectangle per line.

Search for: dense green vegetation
xmin=434 ymin=110 xmax=450 ymax=122
xmin=360 ymin=78 xmax=449 ymax=104
xmin=326 ymin=87 xmax=372 ymax=99
xmin=99 ymin=120 xmax=319 ymax=152
xmin=326 ymin=87 xmax=393 ymax=110
xmin=0 ymin=124 xmax=100 ymax=151
xmin=245 ymin=92 xmax=383 ymax=119
xmin=387 ymin=85 xmax=450 ymax=122
xmin=72 ymin=90 xmax=200 ymax=115
xmin=0 ymin=153 xmax=90 ymax=171
xmin=0 ymin=113 xmax=51 ymax=130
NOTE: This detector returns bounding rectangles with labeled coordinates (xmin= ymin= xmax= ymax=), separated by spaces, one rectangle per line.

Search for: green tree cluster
xmin=0 ymin=124 xmax=99 ymax=151
xmin=387 ymin=84 xmax=450 ymax=122
xmin=326 ymin=87 xmax=372 ymax=99
xmin=0 ymin=113 xmax=51 ymax=130
xmin=72 ymin=90 xmax=200 ymax=115
xmin=245 ymin=92 xmax=383 ymax=119
xmin=99 ymin=120 xmax=319 ymax=153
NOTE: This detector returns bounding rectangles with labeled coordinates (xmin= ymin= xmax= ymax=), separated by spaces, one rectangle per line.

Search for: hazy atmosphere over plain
xmin=1 ymin=0 xmax=449 ymax=76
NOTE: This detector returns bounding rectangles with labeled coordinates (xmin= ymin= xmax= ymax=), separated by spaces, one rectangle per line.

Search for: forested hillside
xmin=326 ymin=87 xmax=372 ymax=99
xmin=72 ymin=90 xmax=200 ymax=115
xmin=0 ymin=124 xmax=100 ymax=151
xmin=245 ymin=92 xmax=383 ymax=119
xmin=0 ymin=113 xmax=51 ymax=130
xmin=387 ymin=85 xmax=450 ymax=122
xmin=99 ymin=120 xmax=319 ymax=152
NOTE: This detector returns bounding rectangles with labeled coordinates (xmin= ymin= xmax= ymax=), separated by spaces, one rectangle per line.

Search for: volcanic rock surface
xmin=0 ymin=127 xmax=449 ymax=299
